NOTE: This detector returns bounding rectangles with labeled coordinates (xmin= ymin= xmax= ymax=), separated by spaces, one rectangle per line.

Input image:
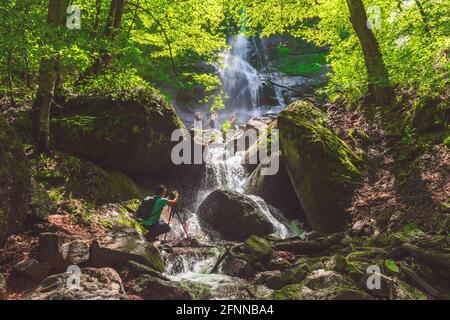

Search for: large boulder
xmin=50 ymin=88 xmax=184 ymax=178
xmin=89 ymin=229 xmax=164 ymax=272
xmin=29 ymin=268 xmax=125 ymax=300
xmin=0 ymin=115 xmax=31 ymax=243
xmin=245 ymin=151 xmax=305 ymax=221
xmin=33 ymin=154 xmax=146 ymax=205
xmin=278 ymin=100 xmax=362 ymax=233
xmin=197 ymin=189 xmax=274 ymax=241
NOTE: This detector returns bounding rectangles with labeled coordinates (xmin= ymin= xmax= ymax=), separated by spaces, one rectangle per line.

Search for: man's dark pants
xmin=145 ymin=221 xmax=171 ymax=238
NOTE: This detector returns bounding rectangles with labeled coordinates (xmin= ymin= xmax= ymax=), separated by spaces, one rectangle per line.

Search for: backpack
xmin=135 ymin=196 xmax=156 ymax=221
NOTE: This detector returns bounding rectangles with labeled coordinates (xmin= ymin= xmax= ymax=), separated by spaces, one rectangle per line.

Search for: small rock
xmin=221 ymin=256 xmax=255 ymax=278
xmin=29 ymin=268 xmax=125 ymax=300
xmin=255 ymin=271 xmax=282 ymax=285
xmin=266 ymin=256 xmax=293 ymax=271
xmin=264 ymin=266 xmax=306 ymax=289
xmin=12 ymin=258 xmax=50 ymax=282
xmin=0 ymin=273 xmax=6 ymax=296
xmin=333 ymin=255 xmax=348 ymax=273
xmin=244 ymin=235 xmax=273 ymax=261
xmin=132 ymin=274 xmax=191 ymax=300
xmin=305 ymin=270 xmax=352 ymax=290
xmin=60 ymin=240 xmax=90 ymax=266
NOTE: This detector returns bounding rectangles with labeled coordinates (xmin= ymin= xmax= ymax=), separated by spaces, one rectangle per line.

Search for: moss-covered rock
xmin=262 ymin=266 xmax=307 ymax=289
xmin=405 ymin=97 xmax=449 ymax=134
xmin=332 ymin=255 xmax=348 ymax=273
xmin=278 ymin=100 xmax=362 ymax=233
xmin=50 ymin=87 xmax=184 ymax=178
xmin=133 ymin=274 xmax=192 ymax=300
xmin=33 ymin=154 xmax=146 ymax=205
xmin=244 ymin=235 xmax=273 ymax=261
xmin=394 ymin=280 xmax=428 ymax=300
xmin=269 ymin=270 xmax=370 ymax=300
xmin=90 ymin=229 xmax=164 ymax=272
xmin=0 ymin=115 xmax=31 ymax=243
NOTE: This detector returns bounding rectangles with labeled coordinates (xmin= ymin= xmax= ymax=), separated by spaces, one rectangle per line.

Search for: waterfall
xmin=219 ymin=34 xmax=262 ymax=110
xmin=163 ymin=34 xmax=295 ymax=289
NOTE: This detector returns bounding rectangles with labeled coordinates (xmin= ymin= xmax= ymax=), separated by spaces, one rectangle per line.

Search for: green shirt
xmin=143 ymin=197 xmax=169 ymax=226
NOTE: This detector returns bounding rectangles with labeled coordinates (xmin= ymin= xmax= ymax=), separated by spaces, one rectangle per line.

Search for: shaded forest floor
xmin=325 ymin=98 xmax=449 ymax=235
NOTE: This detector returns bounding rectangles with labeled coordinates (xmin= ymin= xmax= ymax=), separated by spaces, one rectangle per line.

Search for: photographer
xmin=142 ymin=185 xmax=179 ymax=239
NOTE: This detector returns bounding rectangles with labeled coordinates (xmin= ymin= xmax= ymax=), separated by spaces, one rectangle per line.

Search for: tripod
xmin=164 ymin=205 xmax=189 ymax=240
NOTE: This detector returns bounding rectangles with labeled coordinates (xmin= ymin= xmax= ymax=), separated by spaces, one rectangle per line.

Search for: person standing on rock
xmin=143 ymin=185 xmax=179 ymax=240
xmin=209 ymin=110 xmax=218 ymax=130
xmin=230 ymin=113 xmax=238 ymax=130
xmin=194 ymin=112 xmax=202 ymax=131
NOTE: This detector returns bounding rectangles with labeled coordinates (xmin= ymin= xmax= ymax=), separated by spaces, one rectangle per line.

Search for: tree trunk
xmin=346 ymin=0 xmax=393 ymax=107
xmin=91 ymin=0 xmax=125 ymax=75
xmin=6 ymin=49 xmax=15 ymax=106
xmin=127 ymin=0 xmax=140 ymax=36
xmin=93 ymin=0 xmax=102 ymax=36
xmin=32 ymin=0 xmax=69 ymax=153
xmin=414 ymin=0 xmax=430 ymax=34
xmin=23 ymin=48 xmax=32 ymax=88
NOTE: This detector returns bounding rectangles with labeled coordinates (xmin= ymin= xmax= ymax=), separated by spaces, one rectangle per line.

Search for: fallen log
xmin=274 ymin=232 xmax=345 ymax=255
xmin=210 ymin=245 xmax=232 ymax=274
xmin=400 ymin=243 xmax=450 ymax=274
xmin=400 ymin=263 xmax=439 ymax=298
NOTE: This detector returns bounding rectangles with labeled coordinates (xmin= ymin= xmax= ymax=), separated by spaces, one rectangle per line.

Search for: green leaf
xmin=384 ymin=259 xmax=400 ymax=273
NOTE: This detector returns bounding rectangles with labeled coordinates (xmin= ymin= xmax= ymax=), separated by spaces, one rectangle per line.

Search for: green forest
xmin=0 ymin=0 xmax=449 ymax=301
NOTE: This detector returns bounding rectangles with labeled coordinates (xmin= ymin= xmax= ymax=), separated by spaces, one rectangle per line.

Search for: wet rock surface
xmin=197 ymin=189 xmax=274 ymax=241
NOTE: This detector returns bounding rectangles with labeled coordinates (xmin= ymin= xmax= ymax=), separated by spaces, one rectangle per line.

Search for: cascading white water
xmin=247 ymin=195 xmax=290 ymax=239
xmin=195 ymin=132 xmax=291 ymax=240
xmin=219 ymin=34 xmax=262 ymax=110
